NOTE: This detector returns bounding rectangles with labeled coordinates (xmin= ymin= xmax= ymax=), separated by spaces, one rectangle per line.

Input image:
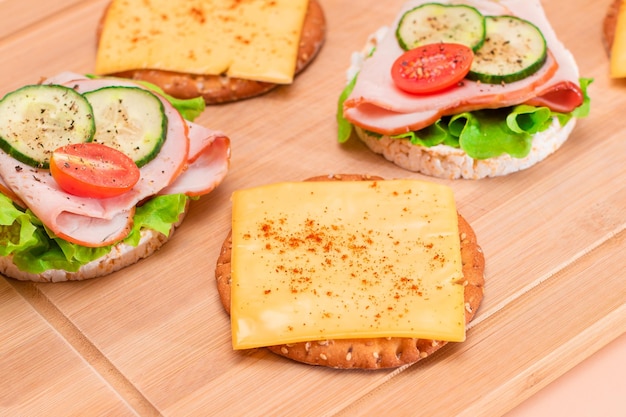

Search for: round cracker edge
xmin=98 ymin=0 xmax=327 ymax=104
xmin=603 ymin=0 xmax=622 ymax=54
xmin=354 ymin=118 xmax=576 ymax=180
xmin=214 ymin=174 xmax=485 ymax=370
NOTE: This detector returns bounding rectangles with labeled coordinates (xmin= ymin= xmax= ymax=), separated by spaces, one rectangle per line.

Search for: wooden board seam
xmin=6 ymin=279 xmax=161 ymax=417
xmin=469 ymin=223 xmax=626 ymax=331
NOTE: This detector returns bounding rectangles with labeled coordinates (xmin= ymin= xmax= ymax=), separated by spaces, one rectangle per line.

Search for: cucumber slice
xmin=84 ymin=86 xmax=167 ymax=167
xmin=0 ymin=84 xmax=95 ymax=169
xmin=467 ymin=15 xmax=547 ymax=84
xmin=396 ymin=3 xmax=486 ymax=51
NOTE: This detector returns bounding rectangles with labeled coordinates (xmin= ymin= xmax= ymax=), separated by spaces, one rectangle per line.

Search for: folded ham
xmin=0 ymin=74 xmax=230 ymax=247
xmin=343 ymin=0 xmax=583 ymax=136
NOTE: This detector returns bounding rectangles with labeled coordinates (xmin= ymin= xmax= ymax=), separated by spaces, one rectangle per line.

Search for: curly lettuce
xmin=337 ymin=77 xmax=592 ymax=160
xmin=1 ymin=193 xmax=188 ymax=274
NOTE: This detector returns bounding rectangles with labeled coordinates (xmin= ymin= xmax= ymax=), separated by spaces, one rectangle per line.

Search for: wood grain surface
xmin=0 ymin=0 xmax=624 ymax=416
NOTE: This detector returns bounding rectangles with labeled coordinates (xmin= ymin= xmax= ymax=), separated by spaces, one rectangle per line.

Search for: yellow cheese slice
xmin=230 ymin=179 xmax=466 ymax=350
xmin=611 ymin=0 xmax=626 ymax=77
xmin=95 ymin=0 xmax=309 ymax=84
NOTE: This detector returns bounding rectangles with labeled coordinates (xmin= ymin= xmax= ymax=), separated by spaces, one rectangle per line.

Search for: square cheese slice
xmin=95 ymin=0 xmax=309 ymax=84
xmin=230 ymin=179 xmax=466 ymax=350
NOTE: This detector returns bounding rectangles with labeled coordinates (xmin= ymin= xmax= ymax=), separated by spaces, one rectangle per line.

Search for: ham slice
xmin=0 ymin=152 xmax=138 ymax=246
xmin=343 ymin=0 xmax=583 ymax=136
xmin=0 ymin=175 xmax=24 ymax=207
xmin=160 ymin=121 xmax=231 ymax=196
xmin=0 ymin=74 xmax=230 ymax=247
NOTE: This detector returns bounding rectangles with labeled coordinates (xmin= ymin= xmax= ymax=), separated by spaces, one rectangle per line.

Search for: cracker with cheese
xmin=95 ymin=0 xmax=326 ymax=103
xmin=215 ymin=174 xmax=485 ymax=369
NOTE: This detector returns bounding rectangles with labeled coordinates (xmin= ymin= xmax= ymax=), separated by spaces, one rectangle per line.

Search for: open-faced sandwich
xmin=215 ymin=174 xmax=484 ymax=369
xmin=95 ymin=0 xmax=326 ymax=104
xmin=0 ymin=72 xmax=230 ymax=282
xmin=338 ymin=0 xmax=592 ymax=179
xmin=604 ymin=0 xmax=626 ymax=77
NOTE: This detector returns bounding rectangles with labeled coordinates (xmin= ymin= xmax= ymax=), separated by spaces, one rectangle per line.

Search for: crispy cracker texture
xmin=215 ymin=174 xmax=485 ymax=370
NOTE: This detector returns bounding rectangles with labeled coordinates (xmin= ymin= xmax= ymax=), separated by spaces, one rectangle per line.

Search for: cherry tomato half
xmin=50 ymin=142 xmax=141 ymax=199
xmin=391 ymin=43 xmax=474 ymax=95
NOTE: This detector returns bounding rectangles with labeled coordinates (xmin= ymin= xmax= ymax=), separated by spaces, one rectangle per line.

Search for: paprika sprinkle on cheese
xmin=229 ymin=179 xmax=465 ymax=349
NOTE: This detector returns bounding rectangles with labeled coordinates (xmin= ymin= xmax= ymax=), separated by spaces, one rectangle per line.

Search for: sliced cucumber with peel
xmin=0 ymin=84 xmax=95 ymax=169
xmin=396 ymin=3 xmax=486 ymax=51
xmin=84 ymin=86 xmax=167 ymax=167
xmin=467 ymin=15 xmax=547 ymax=84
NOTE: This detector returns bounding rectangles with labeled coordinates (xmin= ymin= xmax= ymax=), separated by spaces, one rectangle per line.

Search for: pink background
xmin=507 ymin=333 xmax=626 ymax=416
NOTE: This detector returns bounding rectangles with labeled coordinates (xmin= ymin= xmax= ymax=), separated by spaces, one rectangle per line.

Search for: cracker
xmin=215 ymin=174 xmax=485 ymax=369
xmin=603 ymin=0 xmax=622 ymax=54
xmin=99 ymin=0 xmax=326 ymax=104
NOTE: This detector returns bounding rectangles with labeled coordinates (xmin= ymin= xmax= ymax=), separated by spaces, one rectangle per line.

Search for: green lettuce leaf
xmin=3 ymin=193 xmax=189 ymax=274
xmin=337 ymin=77 xmax=593 ymax=160
xmin=0 ymin=196 xmax=39 ymax=256
xmin=394 ymin=119 xmax=457 ymax=147
xmin=337 ymin=76 xmax=357 ymax=143
xmin=123 ymin=193 xmax=188 ymax=246
xmin=133 ymin=80 xmax=206 ymax=121
xmin=570 ymin=77 xmax=593 ymax=119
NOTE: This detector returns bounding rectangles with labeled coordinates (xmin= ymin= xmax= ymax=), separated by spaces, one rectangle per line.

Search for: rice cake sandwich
xmin=0 ymin=72 xmax=230 ymax=282
xmin=215 ymin=174 xmax=484 ymax=369
xmin=337 ymin=0 xmax=592 ymax=179
xmin=95 ymin=0 xmax=326 ymax=104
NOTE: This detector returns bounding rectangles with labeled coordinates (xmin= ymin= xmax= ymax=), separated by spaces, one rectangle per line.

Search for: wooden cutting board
xmin=0 ymin=0 xmax=624 ymax=415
